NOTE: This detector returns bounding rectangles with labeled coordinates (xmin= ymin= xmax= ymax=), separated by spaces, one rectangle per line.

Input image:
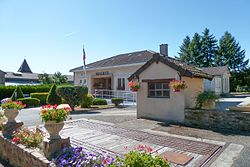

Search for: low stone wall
xmin=185 ymin=109 xmax=250 ymax=131
xmin=0 ymin=133 xmax=50 ymax=167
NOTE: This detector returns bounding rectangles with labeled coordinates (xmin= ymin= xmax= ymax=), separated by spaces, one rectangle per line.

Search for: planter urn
xmin=4 ymin=109 xmax=19 ymax=123
xmin=44 ymin=121 xmax=64 ymax=140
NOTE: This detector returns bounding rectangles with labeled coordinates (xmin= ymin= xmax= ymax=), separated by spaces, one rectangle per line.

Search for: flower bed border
xmin=0 ymin=132 xmax=50 ymax=167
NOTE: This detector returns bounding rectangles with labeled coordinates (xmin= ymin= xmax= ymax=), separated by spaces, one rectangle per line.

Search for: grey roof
xmin=129 ymin=53 xmax=213 ymax=81
xmin=0 ymin=70 xmax=6 ymax=74
xmin=18 ymin=59 xmax=32 ymax=73
xmin=5 ymin=72 xmax=73 ymax=82
xmin=70 ymin=50 xmax=156 ymax=72
xmin=201 ymin=66 xmax=229 ymax=76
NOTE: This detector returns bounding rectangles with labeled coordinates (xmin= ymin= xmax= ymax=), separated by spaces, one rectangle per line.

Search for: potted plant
xmin=40 ymin=104 xmax=70 ymax=140
xmin=196 ymin=91 xmax=219 ymax=109
xmin=168 ymin=80 xmax=187 ymax=92
xmin=0 ymin=100 xmax=26 ymax=123
xmin=128 ymin=81 xmax=140 ymax=92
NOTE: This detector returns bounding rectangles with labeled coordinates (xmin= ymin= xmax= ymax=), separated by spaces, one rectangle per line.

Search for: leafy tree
xmin=56 ymin=86 xmax=88 ymax=111
xmin=11 ymin=86 xmax=24 ymax=101
xmin=52 ymin=72 xmax=68 ymax=84
xmin=189 ymin=33 xmax=203 ymax=66
xmin=47 ymin=84 xmax=62 ymax=105
xmin=178 ymin=36 xmax=192 ymax=63
xmin=217 ymin=31 xmax=249 ymax=71
xmin=38 ymin=73 xmax=53 ymax=84
xmin=200 ymin=28 xmax=218 ymax=67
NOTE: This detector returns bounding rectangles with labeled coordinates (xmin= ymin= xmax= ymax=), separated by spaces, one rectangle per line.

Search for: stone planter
xmin=44 ymin=121 xmax=64 ymax=140
xmin=4 ymin=109 xmax=19 ymax=123
xmin=202 ymin=100 xmax=216 ymax=110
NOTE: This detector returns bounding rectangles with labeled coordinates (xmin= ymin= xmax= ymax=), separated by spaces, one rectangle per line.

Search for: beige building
xmin=128 ymin=53 xmax=212 ymax=122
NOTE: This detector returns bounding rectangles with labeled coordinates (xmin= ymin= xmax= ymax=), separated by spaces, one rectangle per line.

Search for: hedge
xmin=47 ymin=84 xmax=62 ymax=105
xmin=93 ymin=98 xmax=107 ymax=105
xmin=111 ymin=98 xmax=123 ymax=107
xmin=30 ymin=92 xmax=49 ymax=105
xmin=17 ymin=98 xmax=40 ymax=108
xmin=0 ymin=84 xmax=52 ymax=100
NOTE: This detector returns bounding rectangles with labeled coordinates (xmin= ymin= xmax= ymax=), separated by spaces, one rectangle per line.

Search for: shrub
xmin=81 ymin=94 xmax=94 ymax=108
xmin=93 ymin=98 xmax=107 ymax=105
xmin=111 ymin=98 xmax=123 ymax=107
xmin=236 ymin=85 xmax=250 ymax=92
xmin=11 ymin=86 xmax=24 ymax=101
xmin=47 ymin=84 xmax=62 ymax=105
xmin=30 ymin=92 xmax=49 ymax=105
xmin=17 ymin=98 xmax=40 ymax=108
xmin=1 ymin=100 xmax=26 ymax=110
xmin=196 ymin=91 xmax=219 ymax=109
xmin=12 ymin=128 xmax=43 ymax=147
xmin=56 ymin=85 xmax=88 ymax=111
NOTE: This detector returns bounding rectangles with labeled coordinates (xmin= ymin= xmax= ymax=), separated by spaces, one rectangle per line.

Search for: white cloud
xmin=65 ymin=31 xmax=78 ymax=37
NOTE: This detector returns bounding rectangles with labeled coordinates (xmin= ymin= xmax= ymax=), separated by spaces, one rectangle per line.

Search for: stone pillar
xmin=42 ymin=137 xmax=70 ymax=160
xmin=2 ymin=121 xmax=23 ymax=139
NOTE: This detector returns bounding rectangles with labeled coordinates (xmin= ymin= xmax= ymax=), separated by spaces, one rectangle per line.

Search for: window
xmin=117 ymin=78 xmax=125 ymax=90
xmin=79 ymin=80 xmax=82 ymax=84
xmin=148 ymin=82 xmax=170 ymax=98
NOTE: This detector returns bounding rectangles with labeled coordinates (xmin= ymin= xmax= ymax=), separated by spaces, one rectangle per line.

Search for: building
xmin=70 ymin=44 xmax=229 ymax=95
xmin=128 ymin=53 xmax=213 ymax=122
xmin=201 ymin=66 xmax=230 ymax=94
xmin=0 ymin=70 xmax=6 ymax=85
xmin=4 ymin=59 xmax=73 ymax=85
xmin=70 ymin=45 xmax=168 ymax=93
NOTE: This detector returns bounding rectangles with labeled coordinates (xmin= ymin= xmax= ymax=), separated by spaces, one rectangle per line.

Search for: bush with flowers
xmin=40 ymin=105 xmax=70 ymax=123
xmin=128 ymin=81 xmax=140 ymax=92
xmin=12 ymin=128 xmax=44 ymax=147
xmin=1 ymin=100 xmax=26 ymax=110
xmin=52 ymin=144 xmax=170 ymax=167
xmin=168 ymin=80 xmax=187 ymax=92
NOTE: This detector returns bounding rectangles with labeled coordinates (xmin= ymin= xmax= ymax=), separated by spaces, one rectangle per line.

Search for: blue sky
xmin=0 ymin=0 xmax=250 ymax=74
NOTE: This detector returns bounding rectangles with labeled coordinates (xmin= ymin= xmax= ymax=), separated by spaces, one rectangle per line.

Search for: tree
xmin=47 ymin=84 xmax=62 ymax=105
xmin=178 ymin=36 xmax=192 ymax=63
xmin=217 ymin=31 xmax=249 ymax=71
xmin=38 ymin=73 xmax=53 ymax=84
xmin=52 ymin=72 xmax=68 ymax=84
xmin=11 ymin=86 xmax=24 ymax=101
xmin=200 ymin=28 xmax=218 ymax=67
xmin=56 ymin=86 xmax=88 ymax=111
xmin=188 ymin=33 xmax=203 ymax=66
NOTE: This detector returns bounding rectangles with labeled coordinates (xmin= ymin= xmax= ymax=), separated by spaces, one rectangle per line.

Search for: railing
xmin=93 ymin=89 xmax=137 ymax=102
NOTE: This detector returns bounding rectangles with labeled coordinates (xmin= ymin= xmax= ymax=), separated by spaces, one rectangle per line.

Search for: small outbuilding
xmin=201 ymin=66 xmax=230 ymax=94
xmin=128 ymin=53 xmax=213 ymax=122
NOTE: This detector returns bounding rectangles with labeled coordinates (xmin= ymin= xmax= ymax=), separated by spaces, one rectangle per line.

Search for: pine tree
xmin=11 ymin=86 xmax=24 ymax=101
xmin=217 ymin=31 xmax=249 ymax=71
xmin=200 ymin=28 xmax=218 ymax=67
xmin=178 ymin=36 xmax=192 ymax=63
xmin=47 ymin=84 xmax=62 ymax=105
xmin=188 ymin=33 xmax=203 ymax=66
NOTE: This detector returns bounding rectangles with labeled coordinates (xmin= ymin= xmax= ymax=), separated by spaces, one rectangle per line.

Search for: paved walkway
xmin=46 ymin=118 xmax=224 ymax=167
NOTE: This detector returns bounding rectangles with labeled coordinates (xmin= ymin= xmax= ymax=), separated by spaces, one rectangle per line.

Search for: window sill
xmin=147 ymin=96 xmax=170 ymax=99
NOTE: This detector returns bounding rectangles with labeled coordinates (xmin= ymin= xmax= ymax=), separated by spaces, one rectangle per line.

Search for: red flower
xmin=12 ymin=137 xmax=19 ymax=143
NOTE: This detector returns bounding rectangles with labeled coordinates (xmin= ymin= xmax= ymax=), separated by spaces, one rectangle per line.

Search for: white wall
xmin=137 ymin=62 xmax=185 ymax=122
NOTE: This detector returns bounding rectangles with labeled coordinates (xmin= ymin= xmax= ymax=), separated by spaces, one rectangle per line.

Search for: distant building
xmin=202 ymin=66 xmax=230 ymax=94
xmin=0 ymin=70 xmax=6 ymax=85
xmin=4 ymin=59 xmax=73 ymax=86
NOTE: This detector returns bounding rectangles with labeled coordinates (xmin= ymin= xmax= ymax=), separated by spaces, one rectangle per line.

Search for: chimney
xmin=160 ymin=44 xmax=168 ymax=56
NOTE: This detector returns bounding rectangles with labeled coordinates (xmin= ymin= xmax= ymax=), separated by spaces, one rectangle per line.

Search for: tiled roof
xmin=18 ymin=59 xmax=32 ymax=73
xmin=128 ymin=53 xmax=213 ymax=80
xmin=70 ymin=50 xmax=156 ymax=72
xmin=201 ymin=66 xmax=229 ymax=76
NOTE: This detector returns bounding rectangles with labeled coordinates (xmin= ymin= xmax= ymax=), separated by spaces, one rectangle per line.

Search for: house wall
xmin=222 ymin=73 xmax=230 ymax=93
xmin=137 ymin=62 xmax=185 ymax=122
xmin=182 ymin=77 xmax=204 ymax=108
xmin=74 ymin=64 xmax=143 ymax=93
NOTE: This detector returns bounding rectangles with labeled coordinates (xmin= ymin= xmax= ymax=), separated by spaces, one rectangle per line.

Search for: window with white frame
xmin=148 ymin=82 xmax=170 ymax=98
xmin=117 ymin=78 xmax=125 ymax=90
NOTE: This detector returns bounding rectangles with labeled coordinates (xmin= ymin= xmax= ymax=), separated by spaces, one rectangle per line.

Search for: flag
xmin=82 ymin=45 xmax=87 ymax=81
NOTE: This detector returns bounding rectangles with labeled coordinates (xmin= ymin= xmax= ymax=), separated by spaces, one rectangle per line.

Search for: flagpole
xmin=83 ymin=44 xmax=87 ymax=85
